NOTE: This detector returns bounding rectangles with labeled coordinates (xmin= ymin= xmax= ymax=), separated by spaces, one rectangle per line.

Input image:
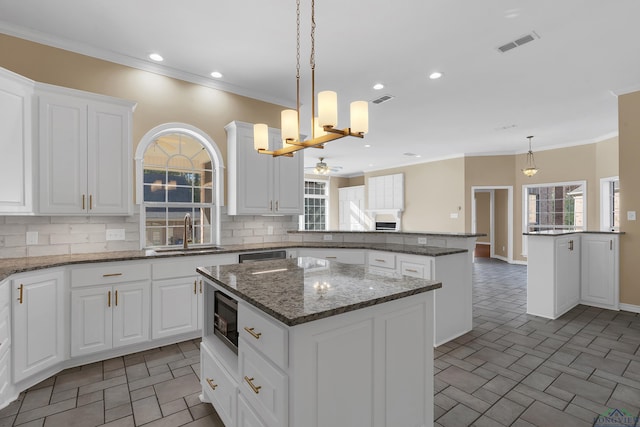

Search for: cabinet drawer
xmin=152 ymin=256 xmax=210 ymax=280
xmin=239 ymin=342 xmax=288 ymax=427
xmin=201 ymin=342 xmax=236 ymax=427
xmin=400 ymin=261 xmax=426 ymax=278
xmin=71 ymin=262 xmax=150 ymax=287
xmin=238 ymin=394 xmax=267 ymax=427
xmin=368 ymin=251 xmax=396 ymax=269
xmin=239 ymin=303 xmax=288 ymax=369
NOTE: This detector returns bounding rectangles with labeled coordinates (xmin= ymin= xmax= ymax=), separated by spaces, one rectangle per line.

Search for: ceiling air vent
xmin=497 ymin=31 xmax=539 ymax=53
xmin=372 ymin=94 xmax=394 ymax=105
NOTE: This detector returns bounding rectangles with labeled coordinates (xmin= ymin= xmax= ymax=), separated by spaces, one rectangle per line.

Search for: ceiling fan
xmin=305 ymin=157 xmax=343 ymax=175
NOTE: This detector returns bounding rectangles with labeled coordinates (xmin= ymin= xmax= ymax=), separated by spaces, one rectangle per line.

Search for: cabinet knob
xmin=244 ymin=376 xmax=262 ymax=394
xmin=244 ymin=326 xmax=262 ymax=340
xmin=206 ymin=378 xmax=218 ymax=390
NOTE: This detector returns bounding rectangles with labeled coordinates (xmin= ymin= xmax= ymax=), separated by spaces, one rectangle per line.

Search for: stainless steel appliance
xmin=213 ymin=250 xmax=287 ymax=354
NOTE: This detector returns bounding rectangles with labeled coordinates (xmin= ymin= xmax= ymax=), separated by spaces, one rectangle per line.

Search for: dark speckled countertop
xmin=197 ymin=257 xmax=441 ymax=326
xmin=0 ymin=242 xmax=466 ymax=281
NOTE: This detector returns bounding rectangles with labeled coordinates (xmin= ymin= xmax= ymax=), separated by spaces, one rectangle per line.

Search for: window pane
xmin=526 ymin=183 xmax=585 ymax=232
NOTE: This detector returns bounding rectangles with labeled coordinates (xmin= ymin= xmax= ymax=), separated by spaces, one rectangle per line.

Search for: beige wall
xmin=475 ymin=192 xmax=490 ymax=244
xmin=619 ymin=91 xmax=640 ymax=306
xmin=365 ymin=158 xmax=466 ymax=232
xmin=494 ymin=189 xmax=509 ymax=258
xmin=0 ymin=34 xmax=286 ymax=204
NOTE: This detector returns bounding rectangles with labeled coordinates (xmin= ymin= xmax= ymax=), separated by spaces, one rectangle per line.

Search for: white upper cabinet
xmin=0 ymin=67 xmax=34 ymax=214
xmin=37 ymin=84 xmax=135 ymax=215
xmin=368 ymin=173 xmax=404 ymax=211
xmin=226 ymin=121 xmax=303 ymax=215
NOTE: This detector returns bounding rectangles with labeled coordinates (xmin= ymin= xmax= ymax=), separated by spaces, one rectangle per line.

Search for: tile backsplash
xmin=0 ymin=207 xmax=300 ymax=259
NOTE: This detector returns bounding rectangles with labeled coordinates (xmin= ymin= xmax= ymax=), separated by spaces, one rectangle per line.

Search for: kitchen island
xmin=197 ymin=257 xmax=441 ymax=427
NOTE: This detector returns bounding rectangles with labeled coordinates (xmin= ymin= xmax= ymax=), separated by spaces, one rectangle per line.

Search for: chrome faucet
xmin=183 ymin=213 xmax=193 ymax=249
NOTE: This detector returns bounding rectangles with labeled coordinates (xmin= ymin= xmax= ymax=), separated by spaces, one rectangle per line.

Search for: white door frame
xmin=471 ymin=185 xmax=514 ymax=263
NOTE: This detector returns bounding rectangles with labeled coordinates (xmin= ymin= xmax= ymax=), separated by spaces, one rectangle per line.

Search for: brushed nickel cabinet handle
xmin=82 ymin=194 xmax=86 ymax=210
xmin=270 ymin=200 xmax=273 ymax=211
xmin=374 ymin=258 xmax=386 ymax=262
xmin=17 ymin=284 xmax=24 ymax=304
xmin=115 ymin=290 xmax=118 ymax=306
xmin=325 ymin=256 xmax=337 ymax=259
xmin=275 ymin=200 xmax=279 ymax=211
xmin=405 ymin=268 xmax=418 ymax=273
xmin=244 ymin=376 xmax=262 ymax=394
xmin=610 ymin=240 xmax=613 ymax=250
xmin=89 ymin=194 xmax=93 ymax=210
xmin=199 ymin=280 xmax=203 ymax=293
xmin=194 ymin=280 xmax=197 ymax=295
xmin=103 ymin=273 xmax=123 ymax=278
xmin=108 ymin=291 xmax=111 ymax=308
xmin=244 ymin=326 xmax=262 ymax=339
xmin=206 ymin=378 xmax=217 ymax=390
xmin=569 ymin=240 xmax=574 ymax=251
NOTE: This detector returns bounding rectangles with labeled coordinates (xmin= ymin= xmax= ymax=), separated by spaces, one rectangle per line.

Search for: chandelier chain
xmin=310 ymin=0 xmax=316 ymax=70
xmin=295 ymin=0 xmax=301 ymax=132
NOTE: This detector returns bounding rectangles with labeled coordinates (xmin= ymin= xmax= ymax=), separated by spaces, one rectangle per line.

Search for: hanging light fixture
xmin=314 ymin=157 xmax=330 ymax=174
xmin=522 ymin=135 xmax=539 ymax=177
xmin=253 ymin=0 xmax=368 ymax=157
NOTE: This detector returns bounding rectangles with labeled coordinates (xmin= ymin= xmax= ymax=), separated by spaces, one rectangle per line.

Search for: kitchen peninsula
xmin=197 ymin=257 xmax=441 ymax=427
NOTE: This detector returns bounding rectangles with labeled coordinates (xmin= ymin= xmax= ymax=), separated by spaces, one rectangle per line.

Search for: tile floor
xmin=435 ymin=258 xmax=640 ymax=426
xmin=1 ymin=258 xmax=639 ymax=426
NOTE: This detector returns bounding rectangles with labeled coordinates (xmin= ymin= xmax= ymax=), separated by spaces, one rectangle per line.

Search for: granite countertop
xmin=0 ymin=242 xmax=467 ymax=281
xmin=290 ymin=230 xmax=486 ymax=238
xmin=197 ymin=257 xmax=442 ymax=326
xmin=523 ymin=230 xmax=625 ymax=236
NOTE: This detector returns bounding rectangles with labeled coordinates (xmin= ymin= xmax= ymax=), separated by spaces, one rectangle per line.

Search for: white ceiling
xmin=1 ymin=0 xmax=639 ymax=177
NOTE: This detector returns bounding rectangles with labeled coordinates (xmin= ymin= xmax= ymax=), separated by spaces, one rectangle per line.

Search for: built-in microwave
xmin=213 ymin=291 xmax=238 ymax=354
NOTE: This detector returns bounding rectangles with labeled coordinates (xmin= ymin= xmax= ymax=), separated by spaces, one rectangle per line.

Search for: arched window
xmin=135 ymin=123 xmax=223 ymax=248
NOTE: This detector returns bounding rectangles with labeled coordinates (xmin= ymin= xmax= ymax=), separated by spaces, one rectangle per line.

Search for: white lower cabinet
xmin=152 ymin=277 xmax=199 ymax=339
xmin=70 ymin=262 xmax=151 ymax=357
xmin=12 ymin=270 xmax=65 ymax=383
xmin=201 ymin=278 xmax=434 ymax=427
xmin=296 ymin=248 xmax=365 ymax=265
xmin=581 ymin=234 xmax=619 ymax=309
xmin=0 ymin=280 xmax=11 ymax=404
xmin=201 ymin=342 xmax=237 ymax=427
xmin=71 ymin=282 xmax=150 ymax=357
xmin=238 ymin=394 xmax=266 ymax=427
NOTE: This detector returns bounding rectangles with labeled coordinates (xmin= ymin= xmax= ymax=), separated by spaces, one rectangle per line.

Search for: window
xmin=300 ymin=179 xmax=329 ymax=230
xmin=524 ymin=182 xmax=586 ymax=233
xmin=601 ymin=177 xmax=620 ymax=231
xmin=136 ymin=124 xmax=222 ymax=249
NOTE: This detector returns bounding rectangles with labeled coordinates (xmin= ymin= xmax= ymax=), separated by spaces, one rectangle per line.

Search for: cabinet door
xmin=555 ymin=237 xmax=580 ymax=316
xmin=0 ymin=70 xmax=33 ymax=213
xmin=113 ymin=282 xmax=150 ymax=348
xmin=71 ymin=285 xmax=112 ymax=357
xmin=227 ymin=121 xmax=273 ymax=214
xmin=13 ymin=271 xmax=65 ymax=382
xmin=152 ymin=278 xmax=197 ymax=339
xmin=38 ymin=93 xmax=88 ymax=214
xmin=238 ymin=395 xmax=267 ymax=427
xmin=581 ymin=235 xmax=617 ymax=308
xmin=273 ymin=130 xmax=303 ymax=214
xmin=87 ymin=102 xmax=131 ymax=214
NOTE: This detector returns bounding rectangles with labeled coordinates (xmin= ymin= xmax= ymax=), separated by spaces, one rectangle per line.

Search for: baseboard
xmin=492 ymin=254 xmax=509 ymax=263
xmin=511 ymin=259 xmax=528 ymax=266
xmin=619 ymin=303 xmax=640 ymax=314
xmin=489 ymin=255 xmax=527 ymax=266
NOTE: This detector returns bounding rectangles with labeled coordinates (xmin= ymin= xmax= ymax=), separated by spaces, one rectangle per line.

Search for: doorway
xmin=471 ymin=186 xmax=514 ymax=263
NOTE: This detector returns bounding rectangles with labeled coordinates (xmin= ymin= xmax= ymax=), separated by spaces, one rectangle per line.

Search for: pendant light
xmin=253 ymin=0 xmax=368 ymax=157
xmin=522 ymin=136 xmax=539 ymax=177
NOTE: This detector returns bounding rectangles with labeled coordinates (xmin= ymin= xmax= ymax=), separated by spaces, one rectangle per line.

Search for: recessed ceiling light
xmin=149 ymin=53 xmax=164 ymax=62
xmin=364 ymin=144 xmax=371 ymax=148
xmin=429 ymin=72 xmax=443 ymax=80
xmin=368 ymin=163 xmax=373 ymax=167
xmin=211 ymin=71 xmax=223 ymax=79
xmin=373 ymin=83 xmax=384 ymax=90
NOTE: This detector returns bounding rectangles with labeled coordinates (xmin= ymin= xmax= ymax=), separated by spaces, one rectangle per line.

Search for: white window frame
xmin=522 ymin=180 xmax=587 ymax=257
xmin=135 ymin=123 xmax=224 ymax=249
xmin=299 ymin=178 xmax=330 ymax=231
xmin=600 ymin=176 xmax=619 ymax=232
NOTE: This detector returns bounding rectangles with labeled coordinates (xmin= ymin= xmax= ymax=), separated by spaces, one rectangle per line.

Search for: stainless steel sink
xmin=151 ymin=246 xmax=226 ymax=255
